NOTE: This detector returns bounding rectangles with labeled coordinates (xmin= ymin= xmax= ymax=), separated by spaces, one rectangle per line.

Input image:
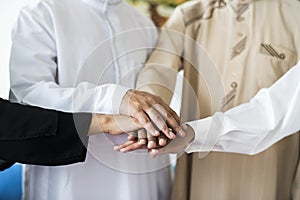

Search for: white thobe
xmin=186 ymin=60 xmax=300 ymax=155
xmin=9 ymin=0 xmax=171 ymax=199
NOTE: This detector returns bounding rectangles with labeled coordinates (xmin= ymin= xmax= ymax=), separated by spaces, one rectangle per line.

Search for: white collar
xmin=226 ymin=0 xmax=254 ymax=4
xmin=81 ymin=0 xmax=122 ymax=9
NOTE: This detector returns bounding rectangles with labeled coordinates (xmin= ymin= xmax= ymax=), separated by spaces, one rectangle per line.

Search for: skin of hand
xmin=114 ymin=132 xmax=169 ymax=153
xmin=149 ymin=124 xmax=195 ymax=158
xmin=120 ymin=90 xmax=187 ymax=139
xmin=114 ymin=131 xmax=148 ymax=153
xmin=88 ymin=114 xmax=142 ymax=136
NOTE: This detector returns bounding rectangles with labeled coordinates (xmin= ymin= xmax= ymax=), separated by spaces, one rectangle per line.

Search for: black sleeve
xmin=0 ymin=98 xmax=91 ymax=167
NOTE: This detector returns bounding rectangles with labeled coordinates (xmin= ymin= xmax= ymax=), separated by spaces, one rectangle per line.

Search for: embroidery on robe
xmin=236 ymin=3 xmax=249 ymax=21
xmin=231 ymin=36 xmax=247 ymax=60
xmin=260 ymin=44 xmax=286 ymax=60
xmin=221 ymin=82 xmax=238 ymax=110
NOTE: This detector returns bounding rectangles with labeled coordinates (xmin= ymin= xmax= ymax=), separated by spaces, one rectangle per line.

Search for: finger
xmin=147 ymin=132 xmax=158 ymax=149
xmin=181 ymin=122 xmax=189 ymax=131
xmin=127 ymin=131 xmax=137 ymax=141
xmin=134 ymin=111 xmax=160 ymax=136
xmin=120 ymin=142 xmax=146 ymax=153
xmin=149 ymin=149 xmax=159 ymax=158
xmin=138 ymin=129 xmax=147 ymax=145
xmin=156 ymin=102 xmax=189 ymax=135
xmin=159 ymin=100 xmax=181 ymax=124
xmin=154 ymin=104 xmax=186 ymax=137
xmin=145 ymin=107 xmax=175 ymax=139
xmin=158 ymin=134 xmax=168 ymax=147
xmin=114 ymin=140 xmax=136 ymax=151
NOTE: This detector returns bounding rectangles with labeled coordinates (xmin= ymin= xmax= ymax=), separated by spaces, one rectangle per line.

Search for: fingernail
xmin=169 ymin=131 xmax=176 ymax=139
xmin=128 ymin=135 xmax=134 ymax=140
xmin=159 ymin=139 xmax=166 ymax=146
xmin=120 ymin=148 xmax=126 ymax=153
xmin=152 ymin=149 xmax=159 ymax=155
xmin=179 ymin=129 xmax=186 ymax=137
xmin=113 ymin=146 xmax=119 ymax=151
xmin=148 ymin=141 xmax=155 ymax=149
xmin=182 ymin=123 xmax=188 ymax=130
xmin=139 ymin=139 xmax=146 ymax=145
xmin=153 ymin=130 xmax=160 ymax=136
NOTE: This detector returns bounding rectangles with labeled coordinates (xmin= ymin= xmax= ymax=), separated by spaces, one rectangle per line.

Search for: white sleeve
xmin=9 ymin=7 xmax=129 ymax=114
xmin=186 ymin=60 xmax=300 ymax=155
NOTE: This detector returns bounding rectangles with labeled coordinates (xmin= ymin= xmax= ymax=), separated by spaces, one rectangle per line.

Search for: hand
xmin=114 ymin=130 xmax=147 ymax=153
xmin=114 ymin=132 xmax=168 ymax=153
xmin=88 ymin=114 xmax=142 ymax=135
xmin=149 ymin=124 xmax=195 ymax=158
xmin=120 ymin=90 xmax=187 ymax=139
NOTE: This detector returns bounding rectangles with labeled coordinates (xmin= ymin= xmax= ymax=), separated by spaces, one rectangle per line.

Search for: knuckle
xmin=174 ymin=126 xmax=181 ymax=133
xmin=150 ymin=98 xmax=158 ymax=104
xmin=135 ymin=104 xmax=143 ymax=111
xmin=162 ymin=125 xmax=169 ymax=133
xmin=165 ymin=112 xmax=172 ymax=119
xmin=153 ymin=114 xmax=163 ymax=122
xmin=143 ymin=103 xmax=151 ymax=110
xmin=156 ymin=95 xmax=162 ymax=101
xmin=132 ymin=110 xmax=142 ymax=118
xmin=140 ymin=117 xmax=151 ymax=125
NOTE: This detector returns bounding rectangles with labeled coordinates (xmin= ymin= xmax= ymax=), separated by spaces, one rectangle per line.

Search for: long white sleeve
xmin=9 ymin=6 xmax=129 ymax=114
xmin=186 ymin=60 xmax=300 ymax=155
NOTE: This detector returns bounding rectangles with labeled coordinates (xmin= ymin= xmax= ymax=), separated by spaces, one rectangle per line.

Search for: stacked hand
xmin=119 ymin=90 xmax=187 ymax=138
xmin=117 ymin=90 xmax=194 ymax=157
xmin=90 ymin=89 xmax=195 ymax=156
xmin=114 ymin=124 xmax=195 ymax=157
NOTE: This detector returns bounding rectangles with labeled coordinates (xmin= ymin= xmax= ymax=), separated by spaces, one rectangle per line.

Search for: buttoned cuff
xmin=185 ymin=117 xmax=211 ymax=153
xmin=112 ymin=85 xmax=132 ymax=114
xmin=185 ymin=114 xmax=223 ymax=153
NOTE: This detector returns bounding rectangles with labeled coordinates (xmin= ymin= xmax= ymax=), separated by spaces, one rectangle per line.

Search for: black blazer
xmin=0 ymin=98 xmax=91 ymax=170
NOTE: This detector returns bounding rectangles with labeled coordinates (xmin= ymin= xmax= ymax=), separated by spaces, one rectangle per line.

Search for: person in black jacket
xmin=0 ymin=98 xmax=141 ymax=170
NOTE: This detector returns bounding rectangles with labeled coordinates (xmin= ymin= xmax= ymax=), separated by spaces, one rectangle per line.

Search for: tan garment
xmin=137 ymin=0 xmax=300 ymax=199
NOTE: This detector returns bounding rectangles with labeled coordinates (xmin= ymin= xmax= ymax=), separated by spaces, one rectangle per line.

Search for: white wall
xmin=0 ymin=0 xmax=38 ymax=99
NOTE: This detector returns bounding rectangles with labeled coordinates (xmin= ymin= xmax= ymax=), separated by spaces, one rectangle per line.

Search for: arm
xmin=9 ymin=8 xmax=129 ymax=115
xmin=134 ymin=7 xmax=187 ymax=145
xmin=137 ymin=6 xmax=185 ymax=104
xmin=10 ymin=7 xmax=180 ymax=138
xmin=150 ymin=60 xmax=300 ymax=157
xmin=185 ymin=60 xmax=300 ymax=155
xmin=0 ymin=98 xmax=142 ymax=168
xmin=0 ymin=98 xmax=90 ymax=166
xmin=115 ymin=8 xmax=189 ymax=152
xmin=114 ymin=7 xmax=188 ymax=152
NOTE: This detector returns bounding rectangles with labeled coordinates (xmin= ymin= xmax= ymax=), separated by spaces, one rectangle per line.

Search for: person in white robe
xmin=9 ymin=0 xmax=175 ymax=199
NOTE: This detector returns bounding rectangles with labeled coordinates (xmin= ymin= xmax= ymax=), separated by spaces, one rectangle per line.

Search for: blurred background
xmin=0 ymin=1 xmax=40 ymax=198
xmin=127 ymin=0 xmax=187 ymax=26
xmin=0 ymin=0 xmax=188 ymax=199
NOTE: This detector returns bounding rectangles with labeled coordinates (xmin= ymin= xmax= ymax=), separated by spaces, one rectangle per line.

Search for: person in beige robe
xmin=137 ymin=0 xmax=300 ymax=199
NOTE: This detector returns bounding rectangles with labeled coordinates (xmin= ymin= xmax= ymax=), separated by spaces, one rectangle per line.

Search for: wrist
xmin=119 ymin=89 xmax=134 ymax=115
xmin=88 ymin=114 xmax=113 ymax=135
xmin=88 ymin=114 xmax=99 ymax=136
xmin=184 ymin=124 xmax=195 ymax=151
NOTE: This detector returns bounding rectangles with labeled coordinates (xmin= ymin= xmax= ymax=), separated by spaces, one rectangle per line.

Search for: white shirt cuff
xmin=112 ymin=85 xmax=131 ymax=114
xmin=185 ymin=114 xmax=224 ymax=153
xmin=185 ymin=117 xmax=211 ymax=153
